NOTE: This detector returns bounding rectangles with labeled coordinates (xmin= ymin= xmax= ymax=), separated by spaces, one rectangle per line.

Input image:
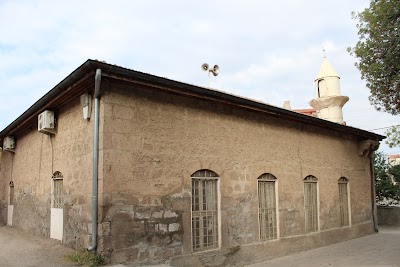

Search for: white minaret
xmin=309 ymin=52 xmax=349 ymax=124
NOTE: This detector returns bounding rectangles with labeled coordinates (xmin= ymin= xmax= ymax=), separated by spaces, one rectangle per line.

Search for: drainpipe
xmin=88 ymin=69 xmax=101 ymax=252
xmin=370 ymin=151 xmax=379 ymax=232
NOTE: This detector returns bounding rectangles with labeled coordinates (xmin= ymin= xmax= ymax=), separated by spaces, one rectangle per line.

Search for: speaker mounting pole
xmin=201 ymin=63 xmax=220 ymax=88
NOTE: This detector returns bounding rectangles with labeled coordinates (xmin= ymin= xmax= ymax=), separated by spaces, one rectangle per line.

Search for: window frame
xmin=190 ymin=169 xmax=221 ymax=253
xmin=52 ymin=171 xmax=63 ymax=209
xmin=303 ymin=175 xmax=319 ymax=233
xmin=338 ymin=177 xmax=351 ymax=227
xmin=257 ymin=173 xmax=279 ymax=241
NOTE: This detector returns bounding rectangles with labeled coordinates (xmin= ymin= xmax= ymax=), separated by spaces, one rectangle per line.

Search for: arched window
xmin=338 ymin=177 xmax=349 ymax=226
xmin=191 ymin=169 xmax=219 ymax=252
xmin=258 ymin=173 xmax=278 ymax=241
xmin=317 ymin=80 xmax=322 ymax=98
xmin=52 ymin=171 xmax=63 ymax=209
xmin=304 ymin=175 xmax=318 ymax=233
xmin=9 ymin=181 xmax=14 ymax=205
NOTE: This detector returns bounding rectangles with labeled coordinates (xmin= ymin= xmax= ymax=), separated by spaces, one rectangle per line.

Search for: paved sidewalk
xmin=0 ymin=225 xmax=76 ymax=267
xmin=1 ymin=224 xmax=399 ymax=267
xmin=246 ymin=226 xmax=400 ymax=267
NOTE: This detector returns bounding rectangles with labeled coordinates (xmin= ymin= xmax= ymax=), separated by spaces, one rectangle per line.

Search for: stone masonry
xmin=95 ymin=82 xmax=375 ymax=265
xmin=0 ymin=60 xmax=381 ymax=266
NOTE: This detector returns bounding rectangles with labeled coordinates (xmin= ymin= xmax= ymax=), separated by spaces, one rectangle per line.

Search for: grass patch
xmin=66 ymin=250 xmax=105 ymax=267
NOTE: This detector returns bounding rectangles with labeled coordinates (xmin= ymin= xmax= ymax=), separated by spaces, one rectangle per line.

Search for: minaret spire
xmin=309 ymin=54 xmax=349 ymax=124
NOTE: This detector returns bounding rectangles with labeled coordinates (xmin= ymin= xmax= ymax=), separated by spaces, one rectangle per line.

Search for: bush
xmin=66 ymin=250 xmax=105 ymax=267
xmin=374 ymin=151 xmax=400 ymax=205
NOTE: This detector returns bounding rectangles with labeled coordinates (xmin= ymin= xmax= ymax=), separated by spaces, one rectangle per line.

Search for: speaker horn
xmin=212 ymin=65 xmax=219 ymax=76
xmin=201 ymin=63 xmax=209 ymax=71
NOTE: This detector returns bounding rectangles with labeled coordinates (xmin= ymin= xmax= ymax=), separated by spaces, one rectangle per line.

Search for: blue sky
xmin=0 ymin=0 xmax=398 ymax=154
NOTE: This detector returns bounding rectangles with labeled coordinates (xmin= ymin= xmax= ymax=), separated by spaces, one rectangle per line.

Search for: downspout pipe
xmin=370 ymin=151 xmax=379 ymax=232
xmin=88 ymin=69 xmax=102 ymax=252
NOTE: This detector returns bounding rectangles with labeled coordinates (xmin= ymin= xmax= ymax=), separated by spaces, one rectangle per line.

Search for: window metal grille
xmin=258 ymin=173 xmax=277 ymax=241
xmin=304 ymin=175 xmax=318 ymax=233
xmin=339 ymin=177 xmax=349 ymax=226
xmin=9 ymin=182 xmax=14 ymax=205
xmin=191 ymin=170 xmax=219 ymax=252
xmin=52 ymin=172 xmax=63 ymax=209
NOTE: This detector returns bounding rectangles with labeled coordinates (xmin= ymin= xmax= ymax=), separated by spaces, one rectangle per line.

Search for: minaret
xmin=309 ymin=52 xmax=349 ymax=124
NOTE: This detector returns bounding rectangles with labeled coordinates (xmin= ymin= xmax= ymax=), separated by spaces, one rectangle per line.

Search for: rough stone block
xmin=169 ymin=223 xmax=180 ymax=232
xmin=101 ymin=222 xmax=111 ymax=236
xmin=135 ymin=211 xmax=151 ymax=219
xmin=152 ymin=210 xmax=163 ymax=219
xmin=164 ymin=210 xmax=178 ymax=218
xmin=157 ymin=223 xmax=168 ymax=233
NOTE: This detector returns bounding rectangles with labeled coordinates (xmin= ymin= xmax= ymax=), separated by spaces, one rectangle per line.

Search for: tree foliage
xmin=389 ymin=164 xmax=400 ymax=183
xmin=385 ymin=125 xmax=400 ymax=147
xmin=374 ymin=151 xmax=400 ymax=202
xmin=348 ymin=0 xmax=400 ymax=115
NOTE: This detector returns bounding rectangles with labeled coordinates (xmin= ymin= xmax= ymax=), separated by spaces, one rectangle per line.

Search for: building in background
xmin=388 ymin=154 xmax=400 ymax=166
xmin=283 ymin=100 xmax=318 ymax=117
xmin=0 ymin=59 xmax=383 ymax=266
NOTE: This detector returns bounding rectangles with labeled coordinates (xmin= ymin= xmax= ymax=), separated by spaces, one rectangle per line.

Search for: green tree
xmin=389 ymin=164 xmax=400 ymax=183
xmin=348 ymin=0 xmax=400 ymax=115
xmin=374 ymin=151 xmax=400 ymax=202
xmin=385 ymin=125 xmax=400 ymax=147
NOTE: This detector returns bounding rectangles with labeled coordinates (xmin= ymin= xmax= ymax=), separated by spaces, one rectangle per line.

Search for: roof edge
xmin=0 ymin=60 xmax=95 ymax=139
xmin=0 ymin=59 xmax=385 ymax=144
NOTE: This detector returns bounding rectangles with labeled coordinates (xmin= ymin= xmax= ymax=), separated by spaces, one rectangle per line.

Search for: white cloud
xmin=0 ymin=0 xmax=398 ymax=154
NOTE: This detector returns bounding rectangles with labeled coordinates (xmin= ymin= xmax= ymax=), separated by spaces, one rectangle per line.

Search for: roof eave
xmin=0 ymin=60 xmax=95 ymax=140
xmin=0 ymin=59 xmax=385 ymax=145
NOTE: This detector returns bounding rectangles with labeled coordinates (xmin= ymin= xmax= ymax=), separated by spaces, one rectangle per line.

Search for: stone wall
xmin=98 ymin=82 xmax=374 ymax=266
xmin=0 ymin=96 xmax=99 ymax=248
xmin=377 ymin=206 xmax=400 ymax=226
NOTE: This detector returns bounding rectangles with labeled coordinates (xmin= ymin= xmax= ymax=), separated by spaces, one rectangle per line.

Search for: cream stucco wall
xmin=98 ymin=83 xmax=374 ymax=266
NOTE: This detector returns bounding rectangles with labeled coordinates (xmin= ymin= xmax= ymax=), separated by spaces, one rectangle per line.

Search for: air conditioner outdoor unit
xmin=3 ymin=136 xmax=15 ymax=152
xmin=38 ymin=110 xmax=56 ymax=134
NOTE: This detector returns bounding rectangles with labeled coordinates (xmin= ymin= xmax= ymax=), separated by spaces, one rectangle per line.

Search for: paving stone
xmin=246 ymin=226 xmax=400 ymax=267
